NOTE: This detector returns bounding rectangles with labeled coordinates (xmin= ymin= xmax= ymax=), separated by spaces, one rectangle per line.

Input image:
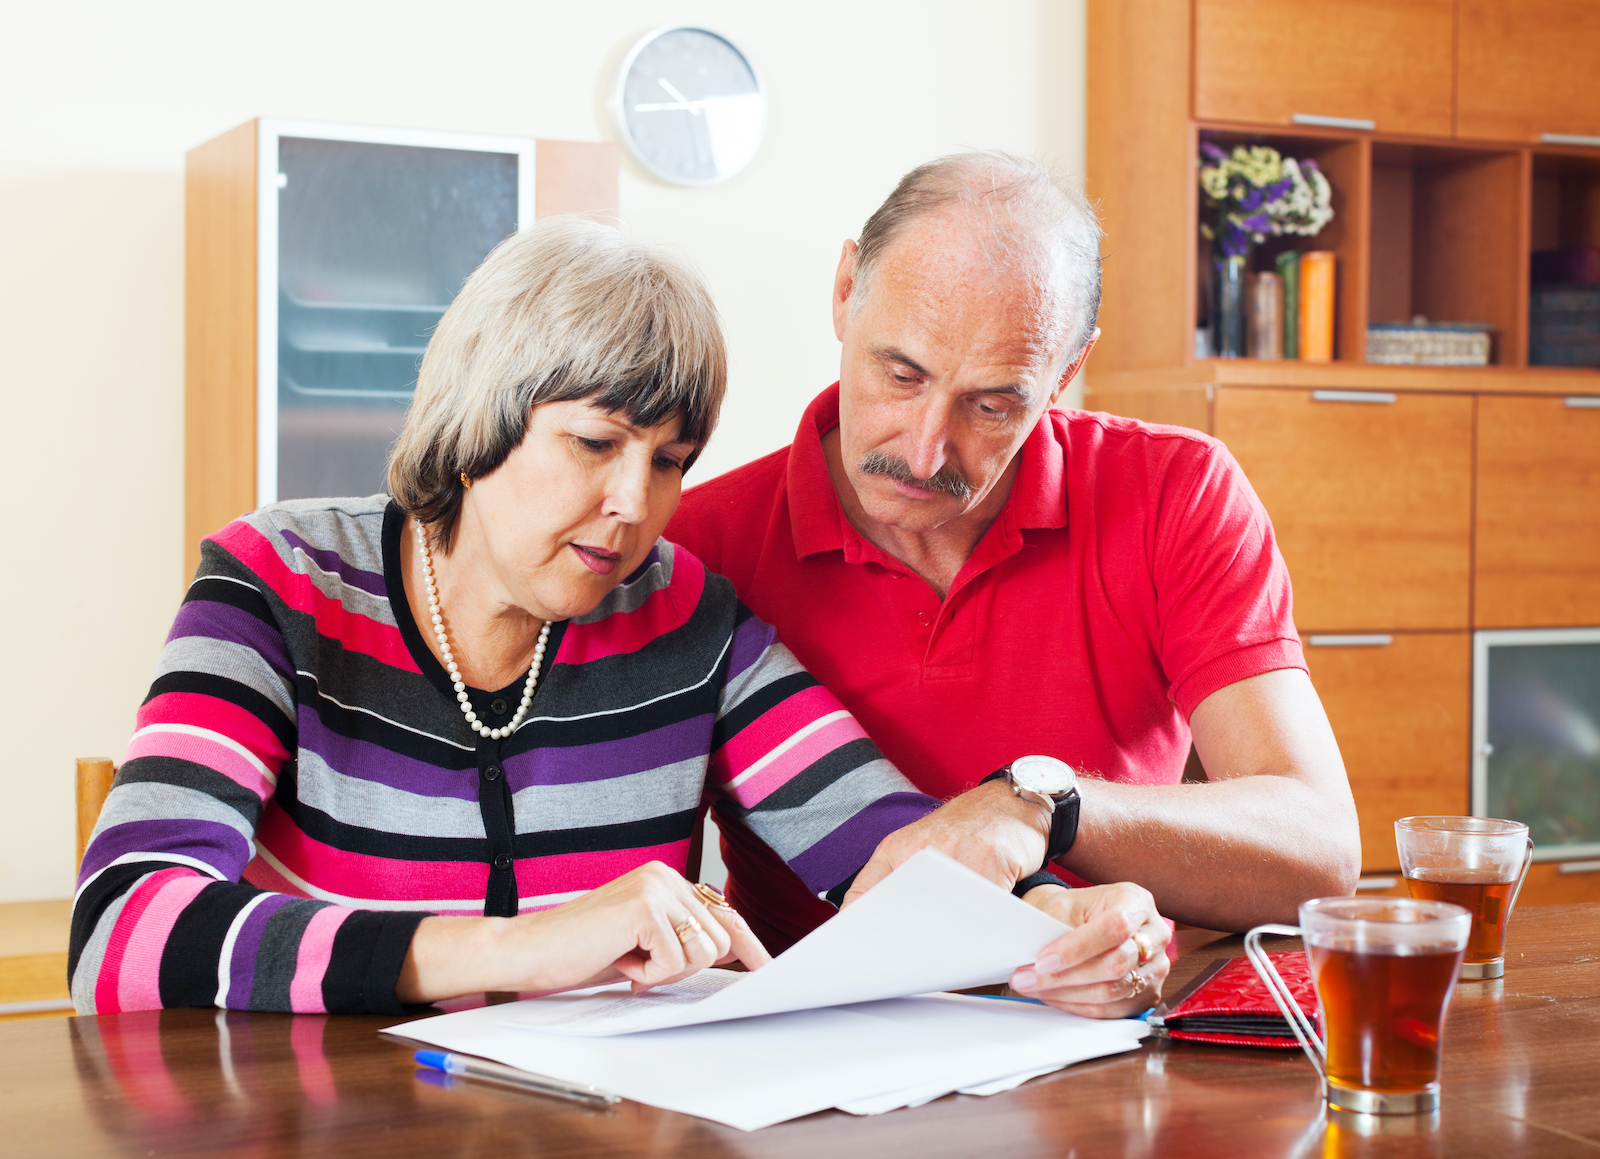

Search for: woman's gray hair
xmin=853 ymin=152 xmax=1103 ymax=365
xmin=388 ymin=216 xmax=726 ymax=551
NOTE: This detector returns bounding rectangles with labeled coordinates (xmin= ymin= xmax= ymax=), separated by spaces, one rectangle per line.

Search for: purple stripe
xmin=279 ymin=530 xmax=389 ymax=598
xmin=727 ymin=615 xmax=776 ymax=683
xmin=298 ymin=708 xmax=478 ymax=800
xmin=504 ymin=714 xmax=716 ymax=788
xmin=620 ymin=543 xmax=663 ymax=586
xmin=785 ymin=792 xmax=940 ymax=893
xmin=228 ymin=894 xmax=292 ymax=1007
xmin=168 ymin=599 xmax=293 ymax=680
xmin=79 ymin=818 xmax=253 ymax=887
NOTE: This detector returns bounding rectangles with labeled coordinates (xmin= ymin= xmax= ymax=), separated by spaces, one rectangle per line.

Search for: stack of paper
xmin=387 ymin=850 xmax=1149 ymax=1130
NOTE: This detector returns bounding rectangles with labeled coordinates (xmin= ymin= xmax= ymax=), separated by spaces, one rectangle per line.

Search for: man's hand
xmin=1007 ymin=883 xmax=1171 ymax=1018
xmin=841 ymin=779 xmax=1050 ymax=906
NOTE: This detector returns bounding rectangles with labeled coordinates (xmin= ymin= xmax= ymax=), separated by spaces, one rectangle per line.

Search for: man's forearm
xmin=1060 ymin=773 xmax=1360 ymax=931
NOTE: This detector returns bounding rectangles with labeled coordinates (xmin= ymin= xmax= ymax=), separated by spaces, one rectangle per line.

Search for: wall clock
xmin=611 ymin=25 xmax=766 ymax=187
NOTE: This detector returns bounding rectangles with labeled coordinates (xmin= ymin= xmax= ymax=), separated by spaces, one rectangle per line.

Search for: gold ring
xmin=1123 ymin=970 xmax=1142 ymax=999
xmin=693 ymin=882 xmax=736 ymax=912
xmin=1132 ymin=931 xmax=1158 ymax=965
xmin=673 ymin=916 xmax=705 ymax=945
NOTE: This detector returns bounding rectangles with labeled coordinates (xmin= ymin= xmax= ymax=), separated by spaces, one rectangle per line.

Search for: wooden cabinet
xmin=184 ymin=121 xmax=618 ymax=580
xmin=1193 ymin=0 xmax=1454 ymax=136
xmin=1458 ymin=0 xmax=1600 ymax=143
xmin=1303 ymin=633 xmax=1471 ymax=873
xmin=1213 ymin=387 xmax=1473 ymax=631
xmin=1476 ymin=395 xmax=1600 ymax=628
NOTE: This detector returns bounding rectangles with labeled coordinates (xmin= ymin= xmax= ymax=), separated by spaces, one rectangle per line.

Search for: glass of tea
xmin=1395 ymin=816 xmax=1534 ymax=980
xmin=1246 ymin=897 xmax=1471 ymax=1114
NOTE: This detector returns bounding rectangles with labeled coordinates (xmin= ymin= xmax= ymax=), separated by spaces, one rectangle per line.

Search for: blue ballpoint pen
xmin=413 ymin=1050 xmax=620 ymax=1106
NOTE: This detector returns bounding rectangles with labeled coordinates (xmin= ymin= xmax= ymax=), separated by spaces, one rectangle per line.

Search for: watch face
xmin=1011 ymin=755 xmax=1077 ymax=797
xmin=613 ymin=26 xmax=766 ymax=187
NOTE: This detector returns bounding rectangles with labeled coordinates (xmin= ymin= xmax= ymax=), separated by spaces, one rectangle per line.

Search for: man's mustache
xmin=858 ymin=450 xmax=973 ymax=502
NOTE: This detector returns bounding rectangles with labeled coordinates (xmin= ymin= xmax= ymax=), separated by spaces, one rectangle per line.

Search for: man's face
xmin=831 ymin=212 xmax=1077 ymax=537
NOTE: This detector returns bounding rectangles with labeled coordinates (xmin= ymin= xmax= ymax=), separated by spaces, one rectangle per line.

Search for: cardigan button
xmin=490 ymin=698 xmax=509 ymax=715
xmin=483 ymin=766 xmax=502 ymax=782
xmin=493 ymin=855 xmax=512 ymax=871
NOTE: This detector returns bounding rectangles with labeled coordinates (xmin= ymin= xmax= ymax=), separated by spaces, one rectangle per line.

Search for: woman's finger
xmin=701 ymin=897 xmax=773 ymax=971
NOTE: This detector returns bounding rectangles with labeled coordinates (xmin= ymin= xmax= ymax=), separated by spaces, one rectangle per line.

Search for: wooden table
xmin=5 ymin=904 xmax=1598 ymax=1157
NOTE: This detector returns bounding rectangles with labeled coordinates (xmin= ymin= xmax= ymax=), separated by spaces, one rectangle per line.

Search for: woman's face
xmin=457 ymin=397 xmax=697 ymax=622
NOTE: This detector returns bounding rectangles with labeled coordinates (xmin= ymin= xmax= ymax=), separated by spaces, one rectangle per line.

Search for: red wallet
xmin=1148 ymin=953 xmax=1321 ymax=1049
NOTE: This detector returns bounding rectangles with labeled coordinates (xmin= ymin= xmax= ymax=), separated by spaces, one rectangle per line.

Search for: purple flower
xmin=1201 ymin=142 xmax=1229 ymax=164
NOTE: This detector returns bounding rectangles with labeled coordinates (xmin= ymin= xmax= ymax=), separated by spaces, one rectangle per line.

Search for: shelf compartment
xmin=1195 ymin=128 xmax=1369 ymax=365
xmin=1368 ymin=143 xmax=1529 ymax=367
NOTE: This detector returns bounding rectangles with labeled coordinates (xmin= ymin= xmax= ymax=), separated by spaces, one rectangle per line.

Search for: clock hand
xmin=657 ymin=76 xmax=703 ymax=116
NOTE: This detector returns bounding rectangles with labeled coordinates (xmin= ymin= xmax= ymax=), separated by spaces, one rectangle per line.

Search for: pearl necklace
xmin=415 ymin=520 xmax=549 ymax=741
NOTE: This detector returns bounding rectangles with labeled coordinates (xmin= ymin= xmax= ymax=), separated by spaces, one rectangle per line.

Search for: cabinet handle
xmin=1566 ymin=397 xmax=1600 ymax=409
xmin=1559 ymin=859 xmax=1600 ymax=875
xmin=1542 ymin=133 xmax=1600 ymax=148
xmin=1293 ymin=113 xmax=1375 ymax=131
xmin=1308 ymin=634 xmax=1393 ymax=647
xmin=1312 ymin=391 xmax=1396 ymax=405
xmin=1355 ymin=877 xmax=1398 ymax=891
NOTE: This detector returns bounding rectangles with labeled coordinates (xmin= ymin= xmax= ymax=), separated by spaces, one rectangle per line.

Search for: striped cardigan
xmin=70 ymin=497 xmax=936 ymax=1015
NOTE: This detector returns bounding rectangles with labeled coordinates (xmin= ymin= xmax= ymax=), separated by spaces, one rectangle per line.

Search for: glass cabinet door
xmin=1475 ymin=629 xmax=1600 ymax=859
xmin=273 ymin=136 xmax=520 ymax=501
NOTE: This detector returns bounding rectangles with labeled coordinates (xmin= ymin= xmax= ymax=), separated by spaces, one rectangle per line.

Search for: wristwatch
xmin=982 ymin=755 xmax=1082 ymax=872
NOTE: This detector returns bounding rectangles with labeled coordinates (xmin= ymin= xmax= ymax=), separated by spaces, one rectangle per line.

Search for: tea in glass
xmin=1396 ymin=817 xmax=1533 ymax=980
xmin=1247 ymin=896 xmax=1471 ymax=1114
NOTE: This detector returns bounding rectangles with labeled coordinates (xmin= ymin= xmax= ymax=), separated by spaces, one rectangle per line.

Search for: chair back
xmin=76 ymin=758 xmax=116 ymax=870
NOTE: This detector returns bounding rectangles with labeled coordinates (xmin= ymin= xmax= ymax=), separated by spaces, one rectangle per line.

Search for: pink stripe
xmin=557 ymin=551 xmax=705 ymax=665
xmin=260 ymin=810 xmax=492 ymax=903
xmin=210 ymin=522 xmax=418 ymax=672
xmin=242 ymin=855 xmax=306 ymax=897
xmin=94 ymin=869 xmax=177 ymax=1013
xmin=259 ymin=807 xmax=689 ymax=905
xmin=288 ymin=907 xmax=352 ymax=1013
xmin=711 ymin=684 xmax=848 ymax=781
xmin=136 ymin=692 xmax=289 ymax=772
xmin=513 ymin=839 xmax=691 ymax=897
xmin=723 ymin=715 xmax=872 ymax=808
xmin=116 ymin=873 xmax=213 ymax=1012
xmin=123 ymin=727 xmax=276 ymax=800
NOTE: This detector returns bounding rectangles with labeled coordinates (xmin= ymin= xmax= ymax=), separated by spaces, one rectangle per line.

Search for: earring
xmin=460 ymin=472 xmax=472 ymax=489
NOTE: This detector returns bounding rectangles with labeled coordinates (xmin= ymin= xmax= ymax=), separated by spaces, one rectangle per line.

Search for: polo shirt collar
xmin=786 ymin=383 xmax=1069 ymax=562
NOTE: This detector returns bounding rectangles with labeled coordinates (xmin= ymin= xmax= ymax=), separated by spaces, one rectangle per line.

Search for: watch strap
xmin=982 ymin=766 xmax=1082 ymax=871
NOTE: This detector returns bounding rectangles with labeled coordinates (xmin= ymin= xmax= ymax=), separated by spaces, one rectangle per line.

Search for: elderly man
xmin=668 ymin=153 xmax=1361 ymax=987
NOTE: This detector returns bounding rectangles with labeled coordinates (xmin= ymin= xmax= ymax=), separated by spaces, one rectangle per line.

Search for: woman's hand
xmin=1006 ymin=882 xmax=1171 ymax=1018
xmin=397 ymin=862 xmax=772 ymax=1004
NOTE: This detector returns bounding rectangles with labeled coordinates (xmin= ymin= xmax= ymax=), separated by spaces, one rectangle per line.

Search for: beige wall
xmin=0 ymin=0 xmax=1085 ymax=902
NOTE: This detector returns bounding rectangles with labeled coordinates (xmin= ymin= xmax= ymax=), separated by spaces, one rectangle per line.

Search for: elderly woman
xmin=71 ymin=218 xmax=1167 ymax=1016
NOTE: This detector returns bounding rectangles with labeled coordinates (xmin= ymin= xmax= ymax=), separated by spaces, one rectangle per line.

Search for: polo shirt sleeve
xmin=1152 ymin=439 xmax=1307 ymax=719
xmin=705 ymin=601 xmax=940 ymax=895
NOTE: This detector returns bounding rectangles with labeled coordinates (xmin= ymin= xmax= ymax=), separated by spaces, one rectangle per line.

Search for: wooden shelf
xmin=1088 ymin=361 xmax=1600 ymax=396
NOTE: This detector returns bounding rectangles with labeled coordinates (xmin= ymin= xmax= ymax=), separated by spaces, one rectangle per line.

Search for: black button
xmin=490 ymin=698 xmax=509 ymax=715
xmin=492 ymin=855 xmax=512 ymax=871
xmin=483 ymin=766 xmax=502 ymax=782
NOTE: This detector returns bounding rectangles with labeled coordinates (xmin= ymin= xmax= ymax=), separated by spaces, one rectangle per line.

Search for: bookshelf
xmin=1085 ymin=0 xmax=1600 ymax=902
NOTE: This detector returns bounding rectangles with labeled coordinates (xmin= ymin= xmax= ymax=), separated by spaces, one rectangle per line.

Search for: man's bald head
xmin=850 ymin=152 xmax=1102 ymax=372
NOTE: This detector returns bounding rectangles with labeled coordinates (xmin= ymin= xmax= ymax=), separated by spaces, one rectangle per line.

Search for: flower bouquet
xmin=1199 ymin=143 xmax=1334 ymax=357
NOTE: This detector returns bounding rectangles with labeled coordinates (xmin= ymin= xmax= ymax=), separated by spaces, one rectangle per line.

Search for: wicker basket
xmin=1367 ymin=322 xmax=1493 ymax=366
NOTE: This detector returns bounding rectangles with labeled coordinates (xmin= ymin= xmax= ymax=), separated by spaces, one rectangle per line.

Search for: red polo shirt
xmin=667 ymin=384 xmax=1304 ymax=951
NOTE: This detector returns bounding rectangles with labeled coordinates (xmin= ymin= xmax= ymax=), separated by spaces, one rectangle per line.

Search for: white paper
xmin=513 ymin=847 xmax=1070 ymax=1036
xmin=387 ymin=991 xmax=1147 ymax=1131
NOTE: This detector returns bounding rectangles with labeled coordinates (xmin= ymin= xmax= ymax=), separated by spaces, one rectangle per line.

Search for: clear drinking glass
xmin=1247 ymin=896 xmax=1471 ymax=1115
xmin=1395 ymin=816 xmax=1533 ymax=980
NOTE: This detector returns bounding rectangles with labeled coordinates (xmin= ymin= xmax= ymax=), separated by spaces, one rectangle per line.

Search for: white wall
xmin=0 ymin=0 xmax=1085 ymax=902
